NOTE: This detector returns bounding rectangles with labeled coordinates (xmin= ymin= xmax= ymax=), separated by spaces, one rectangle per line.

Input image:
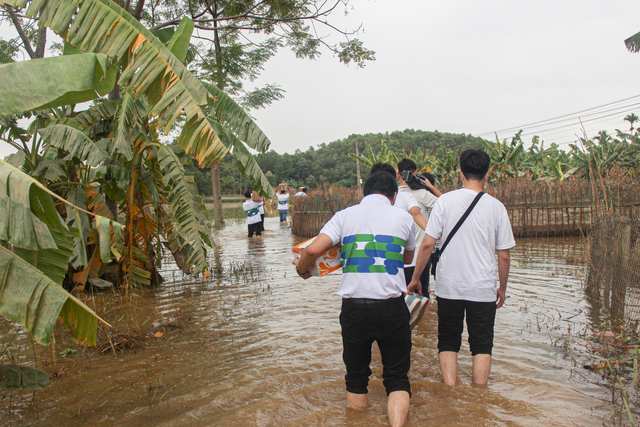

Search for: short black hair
xmin=397 ymin=158 xmax=417 ymax=174
xmin=370 ymin=162 xmax=397 ymax=177
xmin=243 ymin=190 xmax=252 ymax=199
xmin=280 ymin=190 xmax=286 ymax=194
xmin=419 ymin=172 xmax=436 ymax=186
xmin=460 ymin=149 xmax=490 ymax=181
xmin=363 ymin=171 xmax=398 ymax=199
xmin=302 ymin=187 xmax=307 ymax=192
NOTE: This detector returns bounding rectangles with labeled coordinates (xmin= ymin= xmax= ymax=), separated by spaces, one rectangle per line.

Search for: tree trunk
xmin=106 ymin=74 xmax=122 ymax=219
xmin=211 ymin=162 xmax=224 ymax=227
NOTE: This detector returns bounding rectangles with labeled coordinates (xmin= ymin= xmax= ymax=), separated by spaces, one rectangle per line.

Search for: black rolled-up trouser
xmin=340 ymin=296 xmax=412 ymax=396
xmin=437 ymin=296 xmax=497 ymax=356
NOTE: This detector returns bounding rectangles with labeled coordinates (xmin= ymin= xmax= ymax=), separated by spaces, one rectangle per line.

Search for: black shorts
xmin=247 ymin=222 xmax=262 ymax=237
xmin=340 ymin=296 xmax=412 ymax=396
xmin=437 ymin=296 xmax=496 ymax=356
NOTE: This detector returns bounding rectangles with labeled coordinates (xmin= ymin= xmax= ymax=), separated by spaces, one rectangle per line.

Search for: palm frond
xmin=8 ymin=0 xmax=230 ymax=166
xmin=0 ymin=245 xmax=109 ymax=346
xmin=39 ymin=124 xmax=110 ymax=167
xmin=156 ymin=145 xmax=213 ymax=274
xmin=202 ymin=82 xmax=271 ymax=152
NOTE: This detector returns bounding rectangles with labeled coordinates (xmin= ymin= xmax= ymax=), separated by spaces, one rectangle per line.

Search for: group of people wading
xmin=294 ymin=149 xmax=515 ymax=427
xmin=242 ymin=184 xmax=307 ymax=238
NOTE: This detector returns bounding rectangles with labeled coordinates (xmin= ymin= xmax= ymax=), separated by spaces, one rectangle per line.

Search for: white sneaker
xmin=405 ymin=294 xmax=429 ymax=330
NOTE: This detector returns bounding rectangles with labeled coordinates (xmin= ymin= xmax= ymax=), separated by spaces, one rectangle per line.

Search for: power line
xmin=475 ymin=94 xmax=640 ymax=138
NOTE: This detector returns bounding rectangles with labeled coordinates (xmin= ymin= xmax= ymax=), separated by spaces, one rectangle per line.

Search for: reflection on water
xmin=0 ymin=218 xmax=621 ymax=426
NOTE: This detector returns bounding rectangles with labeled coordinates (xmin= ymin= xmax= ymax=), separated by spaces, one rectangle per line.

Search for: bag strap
xmin=438 ymin=191 xmax=484 ymax=255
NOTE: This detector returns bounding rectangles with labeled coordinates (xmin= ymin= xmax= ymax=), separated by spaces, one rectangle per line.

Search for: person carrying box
xmin=243 ymin=190 xmax=263 ymax=238
xmin=294 ymin=171 xmax=416 ymax=427
xmin=276 ymin=183 xmax=291 ymax=223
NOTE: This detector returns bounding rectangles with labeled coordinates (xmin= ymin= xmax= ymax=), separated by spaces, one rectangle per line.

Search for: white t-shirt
xmin=425 ymin=188 xmax=515 ymax=302
xmin=242 ymin=200 xmax=263 ymax=225
xmin=320 ymin=194 xmax=416 ymax=300
xmin=393 ymin=191 xmax=420 ymax=267
xmin=399 ymin=186 xmax=437 ymax=267
xmin=276 ymin=193 xmax=290 ymax=210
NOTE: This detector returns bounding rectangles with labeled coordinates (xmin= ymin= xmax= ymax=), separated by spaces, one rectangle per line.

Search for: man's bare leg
xmin=387 ymin=390 xmax=410 ymax=427
xmin=439 ymin=351 xmax=458 ymax=385
xmin=347 ymin=392 xmax=368 ymax=409
xmin=472 ymin=354 xmax=492 ymax=385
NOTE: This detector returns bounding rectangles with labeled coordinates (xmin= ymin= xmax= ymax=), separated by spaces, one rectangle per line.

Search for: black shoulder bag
xmin=430 ymin=192 xmax=484 ymax=279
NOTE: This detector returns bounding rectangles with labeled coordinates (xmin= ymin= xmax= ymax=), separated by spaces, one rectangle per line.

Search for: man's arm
xmin=407 ymin=235 xmax=436 ymax=296
xmin=293 ymin=234 xmax=334 ymax=279
xmin=496 ymin=249 xmax=510 ymax=308
xmin=420 ymin=177 xmax=442 ymax=197
xmin=409 ymin=206 xmax=427 ymax=231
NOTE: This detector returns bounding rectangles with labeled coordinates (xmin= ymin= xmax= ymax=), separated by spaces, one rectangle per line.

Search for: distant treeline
xmin=183 ymin=129 xmax=485 ymax=195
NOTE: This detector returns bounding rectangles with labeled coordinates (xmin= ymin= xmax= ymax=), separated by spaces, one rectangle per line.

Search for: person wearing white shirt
xmin=397 ymin=158 xmax=442 ymax=303
xmin=276 ymin=183 xmax=291 ymax=222
xmin=242 ymin=190 xmax=263 ymax=238
xmin=294 ymin=172 xmax=416 ymax=427
xmin=408 ymin=149 xmax=515 ymax=387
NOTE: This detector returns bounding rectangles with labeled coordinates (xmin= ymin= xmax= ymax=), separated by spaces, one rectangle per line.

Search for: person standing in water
xmin=295 ymin=171 xmax=415 ymax=427
xmin=243 ymin=190 xmax=263 ymax=239
xmin=408 ymin=149 xmax=515 ymax=386
xmin=276 ymin=183 xmax=291 ymax=223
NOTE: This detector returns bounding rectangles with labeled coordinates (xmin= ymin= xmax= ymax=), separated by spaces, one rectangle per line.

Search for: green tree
xmin=0 ymin=0 xmax=278 ymax=346
xmin=141 ymin=0 xmax=375 ymax=223
xmin=624 ymin=113 xmax=639 ymax=133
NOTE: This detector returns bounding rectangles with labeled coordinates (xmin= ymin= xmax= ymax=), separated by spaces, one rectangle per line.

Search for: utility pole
xmin=355 ymin=140 xmax=362 ymax=192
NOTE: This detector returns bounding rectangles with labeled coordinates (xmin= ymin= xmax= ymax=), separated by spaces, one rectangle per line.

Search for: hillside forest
xmin=184 ymin=124 xmax=640 ymax=195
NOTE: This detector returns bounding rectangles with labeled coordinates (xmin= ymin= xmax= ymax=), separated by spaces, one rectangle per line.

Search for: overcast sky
xmin=2 ymin=0 xmax=640 ymax=159
xmin=247 ymin=0 xmax=640 ymax=154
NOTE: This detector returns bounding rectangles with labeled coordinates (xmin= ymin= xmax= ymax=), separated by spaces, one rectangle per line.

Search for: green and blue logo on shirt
xmin=245 ymin=207 xmax=260 ymax=217
xmin=278 ymin=200 xmax=287 ymax=206
xmin=341 ymin=234 xmax=406 ymax=275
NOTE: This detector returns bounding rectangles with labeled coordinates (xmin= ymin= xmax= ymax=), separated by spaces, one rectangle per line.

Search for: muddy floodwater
xmin=0 ymin=217 xmax=624 ymax=426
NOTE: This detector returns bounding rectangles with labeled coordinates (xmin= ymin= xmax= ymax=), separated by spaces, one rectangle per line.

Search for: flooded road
xmin=1 ymin=217 xmax=620 ymax=426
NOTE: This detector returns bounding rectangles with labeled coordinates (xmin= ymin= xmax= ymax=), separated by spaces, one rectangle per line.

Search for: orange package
xmin=292 ymin=236 xmax=342 ymax=277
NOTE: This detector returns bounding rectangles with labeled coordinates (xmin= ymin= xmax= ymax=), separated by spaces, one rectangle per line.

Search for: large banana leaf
xmin=202 ymin=82 xmax=271 ymax=153
xmin=1 ymin=0 xmax=230 ymax=167
xmin=157 ymin=145 xmax=213 ymax=274
xmin=0 ymin=52 xmax=117 ymax=115
xmin=39 ymin=124 xmax=110 ymax=167
xmin=0 ymin=245 xmax=108 ymax=346
xmin=1 ymin=159 xmax=122 ymax=278
xmin=0 ymin=365 xmax=50 ymax=389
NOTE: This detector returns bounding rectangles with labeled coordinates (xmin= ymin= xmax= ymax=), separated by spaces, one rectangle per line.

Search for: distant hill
xmin=182 ymin=129 xmax=487 ymax=194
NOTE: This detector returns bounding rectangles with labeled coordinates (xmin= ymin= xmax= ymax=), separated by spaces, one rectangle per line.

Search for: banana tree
xmin=0 ymin=0 xmax=278 ymax=343
xmin=0 ymin=0 xmax=274 ymax=282
xmin=431 ymin=147 xmax=460 ymax=187
xmin=0 ymin=159 xmax=113 ymax=346
xmin=347 ymin=140 xmax=399 ymax=170
xmin=482 ymin=131 xmax=527 ymax=181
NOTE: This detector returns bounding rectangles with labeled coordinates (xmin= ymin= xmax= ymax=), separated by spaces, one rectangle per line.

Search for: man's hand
xmin=293 ymin=259 xmax=312 ymax=280
xmin=496 ymin=288 xmax=506 ymax=308
xmin=407 ymin=277 xmax=423 ymax=296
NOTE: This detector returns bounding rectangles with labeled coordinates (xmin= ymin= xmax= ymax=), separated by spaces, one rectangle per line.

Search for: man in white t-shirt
xmin=397 ymin=159 xmax=441 ymax=301
xmin=408 ymin=149 xmax=515 ymax=386
xmin=370 ymin=163 xmax=427 ymax=232
xmin=369 ymin=163 xmax=430 ymax=326
xmin=242 ymin=190 xmax=263 ymax=238
xmin=294 ymin=172 xmax=416 ymax=427
xmin=276 ymin=183 xmax=291 ymax=222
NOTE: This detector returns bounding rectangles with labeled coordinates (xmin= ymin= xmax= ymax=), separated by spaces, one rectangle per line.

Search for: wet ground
xmin=0 ymin=217 xmax=626 ymax=426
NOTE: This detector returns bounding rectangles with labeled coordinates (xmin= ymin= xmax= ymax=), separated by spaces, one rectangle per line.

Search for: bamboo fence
xmin=291 ymin=178 xmax=640 ymax=238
